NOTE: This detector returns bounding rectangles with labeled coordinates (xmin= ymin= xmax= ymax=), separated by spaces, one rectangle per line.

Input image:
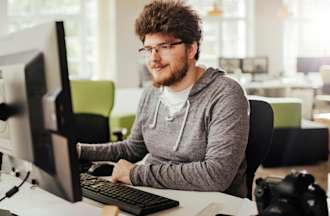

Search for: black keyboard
xmin=80 ymin=173 xmax=179 ymax=215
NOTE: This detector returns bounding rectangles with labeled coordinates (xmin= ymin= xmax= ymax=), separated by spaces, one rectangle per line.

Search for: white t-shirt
xmin=161 ymin=85 xmax=193 ymax=117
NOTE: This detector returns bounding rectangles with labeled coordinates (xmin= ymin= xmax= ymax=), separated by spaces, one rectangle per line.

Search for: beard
xmin=152 ymin=57 xmax=189 ymax=88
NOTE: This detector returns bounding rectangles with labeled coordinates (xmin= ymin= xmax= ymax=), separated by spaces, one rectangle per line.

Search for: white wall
xmin=112 ymin=88 xmax=143 ymax=115
xmin=115 ymin=0 xmax=147 ymax=88
xmin=0 ymin=0 xmax=8 ymax=35
xmin=98 ymin=0 xmax=147 ymax=88
xmin=96 ymin=0 xmax=114 ymax=81
xmin=255 ymin=0 xmax=285 ymax=76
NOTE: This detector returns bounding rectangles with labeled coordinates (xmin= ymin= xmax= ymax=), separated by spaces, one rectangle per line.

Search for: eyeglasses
xmin=138 ymin=41 xmax=184 ymax=58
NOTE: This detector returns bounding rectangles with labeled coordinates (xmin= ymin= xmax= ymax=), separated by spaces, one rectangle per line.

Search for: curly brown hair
xmin=135 ymin=0 xmax=202 ymax=60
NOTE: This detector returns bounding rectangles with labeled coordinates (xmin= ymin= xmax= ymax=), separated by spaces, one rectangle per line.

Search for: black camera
xmin=255 ymin=171 xmax=328 ymax=216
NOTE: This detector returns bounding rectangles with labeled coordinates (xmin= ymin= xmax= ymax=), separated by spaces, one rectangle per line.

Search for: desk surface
xmin=0 ymin=173 xmax=257 ymax=216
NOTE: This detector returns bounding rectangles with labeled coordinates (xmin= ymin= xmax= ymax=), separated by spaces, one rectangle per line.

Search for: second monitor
xmin=219 ymin=56 xmax=269 ymax=81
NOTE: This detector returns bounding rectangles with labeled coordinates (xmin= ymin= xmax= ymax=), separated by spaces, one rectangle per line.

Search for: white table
xmin=0 ymin=173 xmax=258 ymax=216
xmin=243 ymin=79 xmax=320 ymax=90
xmin=242 ymin=79 xmax=321 ymax=98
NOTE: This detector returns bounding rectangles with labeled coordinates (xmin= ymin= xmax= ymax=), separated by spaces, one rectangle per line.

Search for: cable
xmin=0 ymin=171 xmax=30 ymax=202
xmin=0 ymin=152 xmax=3 ymax=171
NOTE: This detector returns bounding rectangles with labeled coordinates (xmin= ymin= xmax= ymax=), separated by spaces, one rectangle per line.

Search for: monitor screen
xmin=242 ymin=57 xmax=268 ymax=74
xmin=296 ymin=57 xmax=330 ymax=73
xmin=219 ymin=58 xmax=242 ymax=74
xmin=0 ymin=22 xmax=81 ymax=202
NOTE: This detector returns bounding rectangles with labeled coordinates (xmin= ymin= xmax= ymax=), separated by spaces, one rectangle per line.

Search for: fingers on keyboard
xmin=102 ymin=205 xmax=120 ymax=216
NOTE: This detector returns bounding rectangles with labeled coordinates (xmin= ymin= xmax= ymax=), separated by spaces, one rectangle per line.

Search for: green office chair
xmin=71 ymin=80 xmax=115 ymax=143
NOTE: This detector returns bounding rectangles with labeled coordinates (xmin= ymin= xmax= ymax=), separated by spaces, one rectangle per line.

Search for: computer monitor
xmin=297 ymin=57 xmax=330 ymax=73
xmin=219 ymin=57 xmax=242 ymax=74
xmin=242 ymin=56 xmax=268 ymax=81
xmin=0 ymin=21 xmax=81 ymax=202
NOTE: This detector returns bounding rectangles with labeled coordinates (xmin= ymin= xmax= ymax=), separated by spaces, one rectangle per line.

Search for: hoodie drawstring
xmin=173 ymin=100 xmax=190 ymax=151
xmin=149 ymin=98 xmax=191 ymax=152
xmin=149 ymin=98 xmax=161 ymax=129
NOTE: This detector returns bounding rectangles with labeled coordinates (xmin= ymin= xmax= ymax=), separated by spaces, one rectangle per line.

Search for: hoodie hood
xmin=189 ymin=67 xmax=225 ymax=97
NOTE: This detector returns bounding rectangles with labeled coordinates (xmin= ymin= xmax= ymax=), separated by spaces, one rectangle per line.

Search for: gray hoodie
xmin=80 ymin=68 xmax=250 ymax=197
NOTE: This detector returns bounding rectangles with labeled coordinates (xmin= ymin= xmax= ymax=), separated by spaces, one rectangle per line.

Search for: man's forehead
xmin=143 ymin=33 xmax=179 ymax=46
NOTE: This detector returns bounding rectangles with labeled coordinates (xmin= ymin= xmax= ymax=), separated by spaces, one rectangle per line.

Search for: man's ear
xmin=187 ymin=42 xmax=198 ymax=60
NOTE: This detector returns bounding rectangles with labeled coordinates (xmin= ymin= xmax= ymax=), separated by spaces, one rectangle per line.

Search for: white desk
xmin=242 ymin=79 xmax=320 ymax=91
xmin=0 ymin=174 xmax=258 ymax=216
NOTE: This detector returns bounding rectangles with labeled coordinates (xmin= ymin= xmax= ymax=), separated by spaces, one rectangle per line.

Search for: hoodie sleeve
xmin=80 ymin=89 xmax=149 ymax=163
xmin=129 ymin=83 xmax=249 ymax=193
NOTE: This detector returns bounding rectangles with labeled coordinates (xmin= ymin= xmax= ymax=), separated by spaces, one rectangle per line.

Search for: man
xmin=78 ymin=0 xmax=249 ymax=197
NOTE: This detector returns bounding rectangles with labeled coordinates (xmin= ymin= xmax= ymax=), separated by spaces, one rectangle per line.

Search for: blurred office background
xmin=1 ymin=0 xmax=329 ymax=86
xmin=0 ymin=0 xmax=329 ymax=194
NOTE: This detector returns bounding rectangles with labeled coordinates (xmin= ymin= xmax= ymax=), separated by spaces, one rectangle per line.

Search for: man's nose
xmin=149 ymin=48 xmax=161 ymax=61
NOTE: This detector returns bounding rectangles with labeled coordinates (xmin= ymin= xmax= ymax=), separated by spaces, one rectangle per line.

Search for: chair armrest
xmin=110 ymin=113 xmax=136 ymax=140
xmin=112 ymin=128 xmax=128 ymax=141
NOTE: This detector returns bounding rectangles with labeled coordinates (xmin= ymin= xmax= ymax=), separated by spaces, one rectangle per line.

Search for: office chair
xmin=246 ymin=99 xmax=274 ymax=199
xmin=70 ymin=80 xmax=115 ymax=143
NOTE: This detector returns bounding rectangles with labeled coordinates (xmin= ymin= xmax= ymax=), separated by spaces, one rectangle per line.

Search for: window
xmin=187 ymin=0 xmax=252 ymax=68
xmin=6 ymin=0 xmax=97 ymax=78
xmin=283 ymin=0 xmax=330 ymax=73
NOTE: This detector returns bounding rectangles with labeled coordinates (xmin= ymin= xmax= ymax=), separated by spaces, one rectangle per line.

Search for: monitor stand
xmin=251 ymin=73 xmax=261 ymax=82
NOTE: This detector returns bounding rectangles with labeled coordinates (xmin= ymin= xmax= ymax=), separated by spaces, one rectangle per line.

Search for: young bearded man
xmin=78 ymin=0 xmax=250 ymax=197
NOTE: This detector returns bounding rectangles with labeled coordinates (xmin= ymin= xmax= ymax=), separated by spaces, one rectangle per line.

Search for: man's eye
xmin=160 ymin=44 xmax=171 ymax=49
xmin=145 ymin=48 xmax=153 ymax=52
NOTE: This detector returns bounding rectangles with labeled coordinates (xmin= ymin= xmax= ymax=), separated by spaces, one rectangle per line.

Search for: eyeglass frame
xmin=138 ymin=41 xmax=185 ymax=58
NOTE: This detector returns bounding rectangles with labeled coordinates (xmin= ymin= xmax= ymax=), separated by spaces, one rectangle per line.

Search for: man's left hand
xmin=111 ymin=159 xmax=134 ymax=185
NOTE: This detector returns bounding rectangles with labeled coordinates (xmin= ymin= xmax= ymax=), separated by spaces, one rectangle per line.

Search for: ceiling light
xmin=208 ymin=2 xmax=223 ymax=17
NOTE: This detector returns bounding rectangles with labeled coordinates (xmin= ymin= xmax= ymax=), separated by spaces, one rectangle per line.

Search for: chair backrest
xmin=70 ymin=80 xmax=115 ymax=143
xmin=246 ymin=99 xmax=274 ymax=199
xmin=71 ymin=80 xmax=115 ymax=116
